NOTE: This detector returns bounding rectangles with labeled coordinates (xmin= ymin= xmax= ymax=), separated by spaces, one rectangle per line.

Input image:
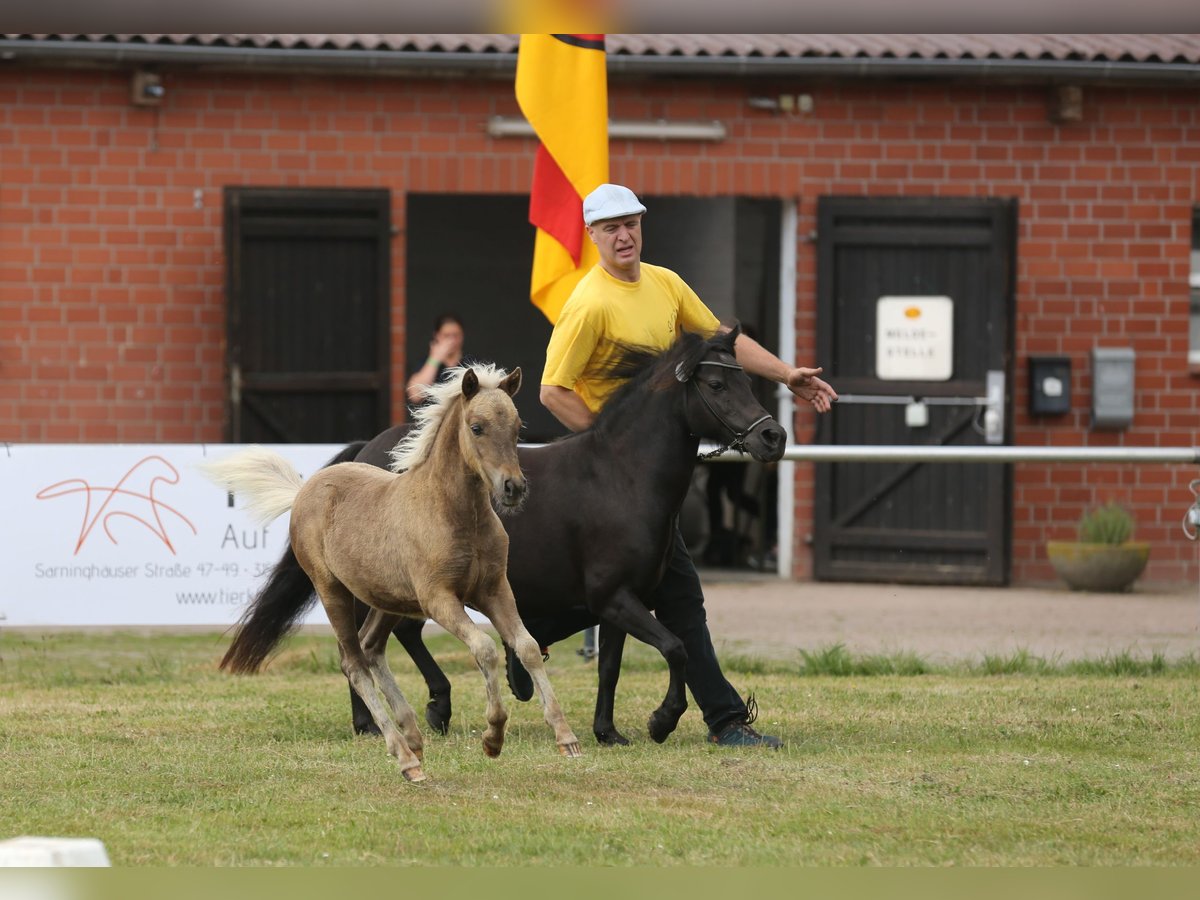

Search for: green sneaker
xmin=709 ymin=720 xmax=783 ymax=750
xmin=708 ymin=695 xmax=782 ymax=749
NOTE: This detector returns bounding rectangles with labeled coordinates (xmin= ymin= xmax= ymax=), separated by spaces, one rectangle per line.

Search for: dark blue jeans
xmin=519 ymin=528 xmax=749 ymax=734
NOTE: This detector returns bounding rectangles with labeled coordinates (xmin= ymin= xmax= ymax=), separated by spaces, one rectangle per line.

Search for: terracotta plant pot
xmin=1045 ymin=541 xmax=1150 ymax=593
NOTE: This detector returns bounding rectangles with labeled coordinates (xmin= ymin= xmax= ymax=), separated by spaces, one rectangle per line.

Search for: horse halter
xmin=677 ymin=358 xmax=774 ymax=459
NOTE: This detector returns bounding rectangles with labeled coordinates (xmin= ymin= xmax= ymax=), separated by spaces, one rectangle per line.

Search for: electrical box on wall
xmin=1028 ymin=356 xmax=1071 ymax=415
xmin=1091 ymin=347 xmax=1136 ymax=430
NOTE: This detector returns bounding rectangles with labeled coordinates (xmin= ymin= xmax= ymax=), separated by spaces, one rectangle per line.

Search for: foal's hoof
xmin=558 ymin=740 xmax=584 ymax=758
xmin=482 ymin=737 xmax=504 ymax=758
xmin=594 ymin=728 xmax=631 ymax=747
xmin=424 ymin=696 xmax=451 ymax=736
xmin=402 ymin=765 xmax=428 ymax=784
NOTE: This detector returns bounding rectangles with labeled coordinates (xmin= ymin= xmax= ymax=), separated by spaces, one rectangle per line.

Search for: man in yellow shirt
xmin=528 ymin=183 xmax=836 ymax=748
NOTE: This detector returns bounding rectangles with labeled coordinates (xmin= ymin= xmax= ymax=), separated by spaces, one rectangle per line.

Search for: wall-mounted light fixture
xmin=487 ymin=116 xmax=726 ymax=142
xmin=131 ymin=70 xmax=164 ymax=107
xmin=1048 ymin=84 xmax=1083 ymax=124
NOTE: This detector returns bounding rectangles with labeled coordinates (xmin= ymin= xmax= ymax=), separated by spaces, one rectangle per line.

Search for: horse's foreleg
xmin=360 ymin=609 xmax=424 ymax=761
xmin=482 ymin=590 xmax=582 ymax=759
xmin=316 ymin=577 xmax=426 ymax=782
xmin=596 ymin=589 xmax=688 ymax=744
xmin=424 ymin=597 xmax=508 ymax=758
xmin=393 ymin=617 xmax=453 ymax=735
xmin=593 ymin=622 xmax=630 ymax=746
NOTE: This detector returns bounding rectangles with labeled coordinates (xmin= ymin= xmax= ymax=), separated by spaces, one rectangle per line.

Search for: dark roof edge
xmin=4 ymin=40 xmax=1200 ymax=84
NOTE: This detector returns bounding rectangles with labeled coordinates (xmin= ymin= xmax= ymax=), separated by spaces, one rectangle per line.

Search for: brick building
xmin=2 ymin=34 xmax=1198 ymax=585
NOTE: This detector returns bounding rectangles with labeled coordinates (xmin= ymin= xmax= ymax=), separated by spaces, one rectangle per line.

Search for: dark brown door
xmin=814 ymin=196 xmax=1016 ymax=585
xmin=224 ymin=187 xmax=391 ymax=443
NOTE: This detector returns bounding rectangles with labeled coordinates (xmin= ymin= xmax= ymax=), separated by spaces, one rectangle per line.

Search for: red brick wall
xmin=2 ymin=67 xmax=1197 ymax=583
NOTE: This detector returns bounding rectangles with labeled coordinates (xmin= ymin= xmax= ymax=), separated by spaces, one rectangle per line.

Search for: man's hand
xmin=786 ymin=367 xmax=837 ymax=413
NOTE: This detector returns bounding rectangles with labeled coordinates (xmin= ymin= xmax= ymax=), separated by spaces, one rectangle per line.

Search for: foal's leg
xmin=479 ymin=588 xmax=583 ymax=758
xmin=424 ymin=594 xmax=508 ymax=758
xmin=593 ymin=622 xmax=630 ymax=746
xmin=596 ymin=588 xmax=689 ymax=744
xmin=359 ymin=609 xmax=424 ymax=762
xmin=316 ymin=577 xmax=426 ymax=782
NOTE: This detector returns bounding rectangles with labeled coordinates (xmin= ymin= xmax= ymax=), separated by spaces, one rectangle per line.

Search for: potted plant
xmin=1046 ymin=502 xmax=1150 ymax=592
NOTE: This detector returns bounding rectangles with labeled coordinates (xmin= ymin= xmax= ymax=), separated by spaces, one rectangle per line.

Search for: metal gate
xmin=813 ymin=196 xmax=1016 ymax=584
xmin=224 ymin=187 xmax=391 ymax=443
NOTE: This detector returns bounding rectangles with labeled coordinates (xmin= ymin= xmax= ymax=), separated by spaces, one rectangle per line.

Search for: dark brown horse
xmin=242 ymin=326 xmax=786 ymax=745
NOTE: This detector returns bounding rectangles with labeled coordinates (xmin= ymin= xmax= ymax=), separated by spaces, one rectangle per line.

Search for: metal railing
xmin=700 ymin=444 xmax=1200 ymax=465
xmin=697 ymin=443 xmax=1200 ymax=542
xmin=520 ymin=442 xmax=1200 ymax=545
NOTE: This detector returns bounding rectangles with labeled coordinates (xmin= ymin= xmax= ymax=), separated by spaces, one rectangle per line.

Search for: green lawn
xmin=2 ymin=631 xmax=1198 ymax=865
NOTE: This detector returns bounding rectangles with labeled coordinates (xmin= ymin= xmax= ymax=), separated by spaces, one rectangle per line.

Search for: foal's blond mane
xmin=388 ymin=363 xmax=511 ymax=473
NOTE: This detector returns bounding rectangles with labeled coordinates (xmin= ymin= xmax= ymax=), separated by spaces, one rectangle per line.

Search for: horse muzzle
xmin=498 ymin=475 xmax=528 ymax=512
xmin=742 ymin=419 xmax=786 ymax=463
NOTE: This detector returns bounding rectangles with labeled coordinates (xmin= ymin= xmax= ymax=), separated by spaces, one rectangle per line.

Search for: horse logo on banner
xmin=36 ymin=455 xmax=198 ymax=555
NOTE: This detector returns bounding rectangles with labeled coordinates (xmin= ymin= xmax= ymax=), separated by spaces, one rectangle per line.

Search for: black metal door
xmin=814 ymin=196 xmax=1016 ymax=585
xmin=224 ymin=188 xmax=391 ymax=443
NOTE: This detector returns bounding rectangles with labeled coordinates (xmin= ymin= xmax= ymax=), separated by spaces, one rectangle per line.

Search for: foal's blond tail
xmin=197 ymin=446 xmax=306 ymax=526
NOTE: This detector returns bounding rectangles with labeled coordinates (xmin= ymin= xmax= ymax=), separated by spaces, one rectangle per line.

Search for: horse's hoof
xmin=594 ymin=729 xmax=631 ymax=747
xmin=482 ymin=738 xmax=504 ymax=758
xmin=425 ymin=698 xmax=451 ymax=736
xmin=647 ymin=713 xmax=677 ymax=744
xmin=558 ymin=740 xmax=583 ymax=758
xmin=354 ymin=719 xmax=382 ymax=737
xmin=402 ymin=765 xmax=428 ymax=784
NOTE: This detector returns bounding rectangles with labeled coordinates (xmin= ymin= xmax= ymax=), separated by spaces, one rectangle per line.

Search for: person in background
xmin=406 ymin=314 xmax=465 ymax=405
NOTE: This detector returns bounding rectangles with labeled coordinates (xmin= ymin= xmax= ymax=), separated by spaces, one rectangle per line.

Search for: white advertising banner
xmin=1 ymin=443 xmax=345 ymax=626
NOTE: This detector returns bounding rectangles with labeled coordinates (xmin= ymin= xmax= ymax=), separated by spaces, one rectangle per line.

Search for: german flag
xmin=516 ymin=34 xmax=608 ymax=323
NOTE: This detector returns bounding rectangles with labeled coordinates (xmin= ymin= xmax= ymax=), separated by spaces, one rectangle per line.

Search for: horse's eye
xmin=707 ymin=380 xmax=725 ymax=392
xmin=470 ymin=423 xmax=483 ymax=436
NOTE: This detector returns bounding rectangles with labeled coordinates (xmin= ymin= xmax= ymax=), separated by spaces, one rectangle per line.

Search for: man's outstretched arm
xmin=729 ymin=330 xmax=838 ymax=414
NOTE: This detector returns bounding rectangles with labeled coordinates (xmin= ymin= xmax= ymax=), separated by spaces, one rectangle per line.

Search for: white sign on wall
xmin=0 ymin=444 xmax=345 ymax=626
xmin=876 ymin=295 xmax=954 ymax=381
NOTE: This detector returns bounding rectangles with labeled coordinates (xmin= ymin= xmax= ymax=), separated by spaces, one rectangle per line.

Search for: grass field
xmin=2 ymin=630 xmax=1199 ymax=866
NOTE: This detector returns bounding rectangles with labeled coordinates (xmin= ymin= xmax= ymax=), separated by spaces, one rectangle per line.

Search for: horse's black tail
xmin=219 ymin=441 xmax=368 ymax=674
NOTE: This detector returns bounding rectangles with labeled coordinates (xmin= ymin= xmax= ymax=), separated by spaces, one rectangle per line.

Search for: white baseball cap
xmin=582 ymin=183 xmax=647 ymax=225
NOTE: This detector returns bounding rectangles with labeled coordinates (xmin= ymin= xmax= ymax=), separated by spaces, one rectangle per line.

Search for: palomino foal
xmin=201 ymin=365 xmax=581 ymax=782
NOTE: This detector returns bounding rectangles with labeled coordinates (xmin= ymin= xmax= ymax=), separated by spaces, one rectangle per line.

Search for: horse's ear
xmin=500 ymin=367 xmax=522 ymax=398
xmin=461 ymin=368 xmax=480 ymax=400
xmin=725 ymin=321 xmax=742 ymax=345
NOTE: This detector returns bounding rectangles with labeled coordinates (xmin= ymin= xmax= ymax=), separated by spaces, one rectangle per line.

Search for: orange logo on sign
xmin=36 ymin=455 xmax=197 ymax=555
xmin=904 ymin=306 xmax=922 ymax=319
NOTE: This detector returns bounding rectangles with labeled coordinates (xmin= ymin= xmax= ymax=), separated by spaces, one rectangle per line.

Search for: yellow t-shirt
xmin=541 ymin=263 xmax=721 ymax=413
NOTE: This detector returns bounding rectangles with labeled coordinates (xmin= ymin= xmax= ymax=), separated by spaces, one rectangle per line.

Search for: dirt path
xmin=700 ymin=577 xmax=1200 ymax=662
